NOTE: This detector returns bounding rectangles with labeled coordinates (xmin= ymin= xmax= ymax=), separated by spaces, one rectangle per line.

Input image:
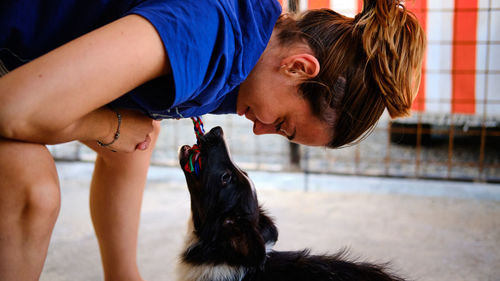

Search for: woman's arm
xmin=0 ymin=14 xmax=170 ymax=146
xmin=34 ymin=107 xmax=154 ymax=152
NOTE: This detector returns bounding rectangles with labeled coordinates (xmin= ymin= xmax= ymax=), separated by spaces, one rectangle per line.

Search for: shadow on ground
xmin=41 ymin=162 xmax=500 ymax=281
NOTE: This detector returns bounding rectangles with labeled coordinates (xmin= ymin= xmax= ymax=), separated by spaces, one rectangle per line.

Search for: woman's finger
xmin=136 ymin=134 xmax=151 ymax=151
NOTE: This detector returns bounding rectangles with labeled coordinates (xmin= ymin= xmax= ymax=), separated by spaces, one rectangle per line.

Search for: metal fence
xmin=49 ymin=0 xmax=500 ymax=183
xmin=49 ymin=113 xmax=500 ymax=183
xmin=157 ymin=115 xmax=499 ymax=183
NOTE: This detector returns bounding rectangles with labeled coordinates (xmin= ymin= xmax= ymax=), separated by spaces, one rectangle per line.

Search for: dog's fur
xmin=178 ymin=126 xmax=407 ymax=281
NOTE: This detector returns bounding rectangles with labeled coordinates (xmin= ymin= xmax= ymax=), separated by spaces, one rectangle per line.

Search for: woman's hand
xmin=102 ymin=108 xmax=156 ymax=153
xmin=83 ymin=108 xmax=156 ymax=153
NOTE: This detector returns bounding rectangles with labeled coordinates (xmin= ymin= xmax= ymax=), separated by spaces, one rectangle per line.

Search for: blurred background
xmin=50 ymin=0 xmax=500 ymax=183
xmin=43 ymin=0 xmax=500 ymax=280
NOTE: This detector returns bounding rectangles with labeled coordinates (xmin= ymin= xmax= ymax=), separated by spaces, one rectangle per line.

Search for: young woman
xmin=0 ymin=0 xmax=425 ymax=280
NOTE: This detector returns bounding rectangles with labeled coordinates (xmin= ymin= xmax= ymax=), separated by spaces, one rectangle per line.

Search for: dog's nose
xmin=209 ymin=126 xmax=224 ymax=137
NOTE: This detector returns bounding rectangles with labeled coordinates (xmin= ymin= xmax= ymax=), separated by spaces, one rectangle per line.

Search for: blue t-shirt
xmin=0 ymin=0 xmax=282 ymax=119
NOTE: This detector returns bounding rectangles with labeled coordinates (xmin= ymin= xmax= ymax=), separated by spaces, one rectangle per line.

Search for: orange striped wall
xmin=308 ymin=0 xmax=329 ymax=9
xmin=276 ymin=0 xmax=487 ymax=116
xmin=406 ymin=0 xmax=427 ymax=112
xmin=452 ymin=0 xmax=477 ymax=114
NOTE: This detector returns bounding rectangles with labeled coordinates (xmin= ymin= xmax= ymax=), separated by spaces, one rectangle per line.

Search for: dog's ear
xmin=258 ymin=208 xmax=278 ymax=245
xmin=225 ymin=220 xmax=266 ymax=267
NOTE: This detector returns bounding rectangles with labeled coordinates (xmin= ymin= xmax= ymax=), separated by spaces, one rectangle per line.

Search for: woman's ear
xmin=280 ymin=54 xmax=320 ymax=80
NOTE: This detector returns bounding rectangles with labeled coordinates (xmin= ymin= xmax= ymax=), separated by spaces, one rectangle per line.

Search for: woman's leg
xmin=83 ymin=121 xmax=160 ymax=281
xmin=0 ymin=139 xmax=61 ymax=281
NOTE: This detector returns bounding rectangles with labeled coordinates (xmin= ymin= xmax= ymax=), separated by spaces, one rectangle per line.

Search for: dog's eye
xmin=221 ymin=172 xmax=232 ymax=185
xmin=223 ymin=218 xmax=234 ymax=226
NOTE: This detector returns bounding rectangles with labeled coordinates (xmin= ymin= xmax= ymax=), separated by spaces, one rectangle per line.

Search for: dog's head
xmin=179 ymin=126 xmax=278 ymax=268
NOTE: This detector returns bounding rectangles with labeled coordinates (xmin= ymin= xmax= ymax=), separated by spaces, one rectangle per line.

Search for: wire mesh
xmin=49 ymin=0 xmax=500 ymax=183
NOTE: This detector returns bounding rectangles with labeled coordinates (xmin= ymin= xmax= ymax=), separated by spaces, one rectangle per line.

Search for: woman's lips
xmin=238 ymin=106 xmax=249 ymax=116
xmin=244 ymin=108 xmax=257 ymax=123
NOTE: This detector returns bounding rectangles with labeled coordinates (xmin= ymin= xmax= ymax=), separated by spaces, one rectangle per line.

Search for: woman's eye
xmin=221 ymin=172 xmax=232 ymax=185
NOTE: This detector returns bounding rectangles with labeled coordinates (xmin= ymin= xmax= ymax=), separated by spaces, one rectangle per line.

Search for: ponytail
xmin=354 ymin=0 xmax=426 ymax=118
xmin=274 ymin=0 xmax=426 ymax=148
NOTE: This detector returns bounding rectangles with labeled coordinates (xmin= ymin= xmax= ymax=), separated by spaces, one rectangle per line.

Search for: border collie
xmin=177 ymin=126 xmax=406 ymax=281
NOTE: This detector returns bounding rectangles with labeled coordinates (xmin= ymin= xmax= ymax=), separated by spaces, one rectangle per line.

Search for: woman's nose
xmin=253 ymin=120 xmax=275 ymax=135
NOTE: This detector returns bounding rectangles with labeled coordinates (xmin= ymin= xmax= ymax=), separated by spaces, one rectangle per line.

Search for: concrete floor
xmin=40 ymin=162 xmax=500 ymax=281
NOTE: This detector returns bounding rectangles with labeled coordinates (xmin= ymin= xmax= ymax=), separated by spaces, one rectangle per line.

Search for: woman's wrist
xmin=72 ymin=107 xmax=118 ymax=143
xmin=96 ymin=108 xmax=121 ymax=149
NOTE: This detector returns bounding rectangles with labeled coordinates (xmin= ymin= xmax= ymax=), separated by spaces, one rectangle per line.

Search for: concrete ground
xmin=40 ymin=161 xmax=500 ymax=281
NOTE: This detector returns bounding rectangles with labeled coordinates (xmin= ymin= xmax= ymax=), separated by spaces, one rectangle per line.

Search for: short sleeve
xmin=126 ymin=0 xmax=281 ymax=115
xmin=128 ymin=0 xmax=229 ymax=107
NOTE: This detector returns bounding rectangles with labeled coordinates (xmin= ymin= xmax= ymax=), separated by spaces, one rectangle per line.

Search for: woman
xmin=0 ymin=0 xmax=425 ymax=280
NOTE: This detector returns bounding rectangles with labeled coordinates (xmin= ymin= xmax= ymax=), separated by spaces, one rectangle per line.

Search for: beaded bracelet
xmin=97 ymin=108 xmax=121 ymax=148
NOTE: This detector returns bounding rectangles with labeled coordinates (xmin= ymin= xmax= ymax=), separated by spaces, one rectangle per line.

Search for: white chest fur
xmin=176 ymin=222 xmax=248 ymax=281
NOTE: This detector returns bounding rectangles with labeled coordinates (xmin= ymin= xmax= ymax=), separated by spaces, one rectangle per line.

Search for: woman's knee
xmin=23 ymin=176 xmax=61 ymax=223
xmin=0 ymin=140 xmax=61 ymax=223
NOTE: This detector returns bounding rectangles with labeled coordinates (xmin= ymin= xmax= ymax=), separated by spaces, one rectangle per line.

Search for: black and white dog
xmin=178 ymin=126 xmax=406 ymax=281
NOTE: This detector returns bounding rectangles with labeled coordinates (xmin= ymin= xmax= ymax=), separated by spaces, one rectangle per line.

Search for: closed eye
xmin=274 ymin=120 xmax=285 ymax=133
xmin=275 ymin=120 xmax=296 ymax=141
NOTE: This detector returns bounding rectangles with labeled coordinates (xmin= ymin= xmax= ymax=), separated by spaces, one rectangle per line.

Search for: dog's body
xmin=178 ymin=127 xmax=406 ymax=281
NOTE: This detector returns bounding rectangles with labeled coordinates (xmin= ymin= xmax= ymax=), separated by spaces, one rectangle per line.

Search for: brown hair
xmin=275 ymin=0 xmax=426 ymax=148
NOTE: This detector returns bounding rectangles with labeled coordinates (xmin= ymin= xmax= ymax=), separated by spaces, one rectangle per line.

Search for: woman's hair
xmin=275 ymin=0 xmax=426 ymax=148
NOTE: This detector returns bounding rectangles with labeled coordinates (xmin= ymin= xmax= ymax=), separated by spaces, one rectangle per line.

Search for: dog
xmin=178 ymin=126 xmax=406 ymax=281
